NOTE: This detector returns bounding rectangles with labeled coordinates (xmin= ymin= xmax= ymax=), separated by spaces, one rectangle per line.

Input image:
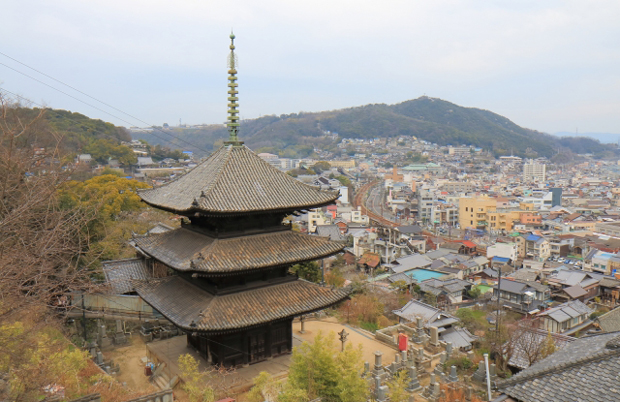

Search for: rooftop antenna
xmin=225 ymin=31 xmax=243 ymax=145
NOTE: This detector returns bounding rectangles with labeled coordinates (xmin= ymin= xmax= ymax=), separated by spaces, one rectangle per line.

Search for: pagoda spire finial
xmin=225 ymin=31 xmax=243 ymax=145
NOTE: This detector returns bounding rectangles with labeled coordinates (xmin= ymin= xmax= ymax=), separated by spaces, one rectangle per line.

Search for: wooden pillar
xmin=242 ymin=330 xmax=249 ymax=366
xmin=266 ymin=323 xmax=273 ymax=359
xmin=206 ymin=337 xmax=212 ymax=364
xmin=287 ymin=320 xmax=293 ymax=352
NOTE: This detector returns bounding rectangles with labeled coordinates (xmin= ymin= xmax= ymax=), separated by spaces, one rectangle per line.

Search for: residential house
xmin=584 ymin=250 xmax=617 ymax=275
xmin=487 ymin=242 xmax=518 ymax=262
xmin=524 ymin=234 xmax=551 ymax=262
xmin=418 ymin=278 xmax=472 ymax=306
xmin=537 ymin=300 xmax=592 ymax=334
xmin=493 ymin=279 xmax=550 ymax=313
xmin=546 ymin=270 xmax=600 ymax=302
xmin=599 ymin=277 xmax=620 ymax=305
xmin=388 ymin=254 xmax=433 ymax=274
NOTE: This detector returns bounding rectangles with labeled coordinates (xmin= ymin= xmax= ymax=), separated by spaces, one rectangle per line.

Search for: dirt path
xmin=103 ymin=337 xmax=159 ymax=394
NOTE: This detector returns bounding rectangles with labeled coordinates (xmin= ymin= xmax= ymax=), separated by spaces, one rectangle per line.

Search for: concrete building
xmin=417 ymin=187 xmax=436 ymax=223
xmin=448 ymin=146 xmax=472 ymax=156
xmin=458 ymin=197 xmax=497 ymax=230
xmin=523 ymin=160 xmax=546 ymax=182
xmin=441 ymin=181 xmax=474 ymax=193
xmin=487 ymin=242 xmax=518 ymax=261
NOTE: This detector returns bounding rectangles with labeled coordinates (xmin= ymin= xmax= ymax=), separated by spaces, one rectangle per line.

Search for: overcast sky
xmin=2 ymin=0 xmax=619 ymax=135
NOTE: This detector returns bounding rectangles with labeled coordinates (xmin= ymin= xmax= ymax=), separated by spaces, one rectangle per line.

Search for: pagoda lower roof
xmin=133 ymin=227 xmax=344 ymax=274
xmin=133 ymin=276 xmax=349 ymax=333
xmin=138 ymin=144 xmax=339 ymax=215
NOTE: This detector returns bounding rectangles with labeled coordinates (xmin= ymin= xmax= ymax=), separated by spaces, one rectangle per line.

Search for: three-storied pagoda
xmin=130 ymin=34 xmax=349 ymax=367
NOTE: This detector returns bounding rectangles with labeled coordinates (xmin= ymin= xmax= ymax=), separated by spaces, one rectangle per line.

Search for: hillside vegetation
xmin=133 ymin=96 xmax=610 ymax=158
xmin=4 ymin=106 xmax=136 ymax=164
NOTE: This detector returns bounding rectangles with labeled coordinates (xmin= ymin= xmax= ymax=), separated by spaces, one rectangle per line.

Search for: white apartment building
xmin=523 ymin=160 xmax=546 ymax=182
xmin=487 ymin=242 xmax=518 ymax=261
xmin=448 ymin=146 xmax=472 ymax=156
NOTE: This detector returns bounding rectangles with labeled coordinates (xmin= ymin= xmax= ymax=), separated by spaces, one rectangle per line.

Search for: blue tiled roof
xmin=526 ymin=234 xmax=541 ymax=241
xmin=493 ymin=257 xmax=510 ymax=263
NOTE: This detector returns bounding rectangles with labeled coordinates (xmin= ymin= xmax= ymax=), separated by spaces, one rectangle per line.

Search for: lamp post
xmin=338 ymin=329 xmax=349 ymax=352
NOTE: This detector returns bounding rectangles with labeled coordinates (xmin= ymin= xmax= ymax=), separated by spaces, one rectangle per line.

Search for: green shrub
xmin=360 ymin=321 xmax=379 ymax=332
xmin=445 ymin=357 xmax=473 ymax=371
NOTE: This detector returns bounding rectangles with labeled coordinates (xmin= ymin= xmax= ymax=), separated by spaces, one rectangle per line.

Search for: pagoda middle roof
xmin=139 ymin=144 xmax=339 ymax=215
xmin=133 ymin=276 xmax=349 ymax=332
xmin=133 ymin=227 xmax=345 ymax=273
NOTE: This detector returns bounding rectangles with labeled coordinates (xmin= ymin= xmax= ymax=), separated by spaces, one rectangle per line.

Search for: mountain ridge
xmin=131 ymin=96 xmax=613 ymax=158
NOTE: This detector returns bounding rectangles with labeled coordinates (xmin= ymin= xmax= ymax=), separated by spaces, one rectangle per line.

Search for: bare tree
xmin=504 ymin=318 xmax=556 ymax=370
xmin=0 ymin=95 xmax=99 ymax=323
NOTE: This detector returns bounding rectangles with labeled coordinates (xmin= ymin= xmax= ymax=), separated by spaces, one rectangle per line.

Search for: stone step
xmin=159 ymin=372 xmax=170 ymax=383
xmin=155 ymin=376 xmax=169 ymax=390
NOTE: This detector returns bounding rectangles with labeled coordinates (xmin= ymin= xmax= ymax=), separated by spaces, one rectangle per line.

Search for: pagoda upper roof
xmin=139 ymin=144 xmax=339 ymax=215
xmin=133 ymin=227 xmax=344 ymax=274
xmin=133 ymin=276 xmax=348 ymax=333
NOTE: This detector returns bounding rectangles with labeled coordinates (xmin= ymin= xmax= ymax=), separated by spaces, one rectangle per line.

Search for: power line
xmin=0 ymin=87 xmax=187 ymax=152
xmin=0 ymin=58 xmax=209 ymax=153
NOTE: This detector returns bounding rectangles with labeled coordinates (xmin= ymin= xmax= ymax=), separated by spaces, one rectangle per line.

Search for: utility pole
xmin=495 ymin=264 xmax=503 ymax=334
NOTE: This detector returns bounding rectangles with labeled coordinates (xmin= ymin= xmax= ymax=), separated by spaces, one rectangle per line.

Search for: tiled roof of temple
xmin=133 ymin=276 xmax=349 ymax=332
xmin=138 ymin=144 xmax=339 ymax=215
xmin=133 ymin=227 xmax=344 ymax=273
xmin=102 ymin=258 xmax=151 ymax=294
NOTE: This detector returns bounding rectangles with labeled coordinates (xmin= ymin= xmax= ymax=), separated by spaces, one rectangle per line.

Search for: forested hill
xmin=6 ymin=106 xmax=137 ymax=164
xmin=133 ymin=96 xmax=611 ymax=158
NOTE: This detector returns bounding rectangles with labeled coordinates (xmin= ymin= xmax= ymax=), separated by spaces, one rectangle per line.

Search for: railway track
xmin=352 ymin=180 xmax=399 ymax=227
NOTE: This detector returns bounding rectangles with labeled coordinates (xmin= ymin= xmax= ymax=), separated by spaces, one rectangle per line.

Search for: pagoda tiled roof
xmin=138 ymin=144 xmax=339 ymax=214
xmin=133 ymin=227 xmax=344 ymax=273
xmin=133 ymin=276 xmax=349 ymax=332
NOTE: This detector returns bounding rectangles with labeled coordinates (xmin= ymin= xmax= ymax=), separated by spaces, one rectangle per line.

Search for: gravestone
xmin=96 ymin=351 xmax=104 ymax=366
xmin=415 ymin=348 xmax=425 ymax=369
xmin=114 ymin=320 xmax=127 ymax=345
xmin=430 ymin=326 xmax=439 ymax=346
xmin=376 ymin=385 xmax=388 ymax=402
xmin=472 ymin=360 xmax=487 ymax=382
xmin=422 ymin=374 xmax=437 ymax=398
xmin=446 ymin=341 xmax=453 ymax=356
xmin=490 ymin=363 xmax=498 ymax=382
xmin=448 ymin=365 xmax=459 ymax=382
xmin=406 ymin=366 xmax=422 ymax=392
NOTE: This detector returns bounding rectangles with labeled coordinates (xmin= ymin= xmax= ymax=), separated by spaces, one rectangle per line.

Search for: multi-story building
xmin=448 ymin=146 xmax=472 ymax=156
xmin=458 ymin=197 xmax=497 ymax=230
xmin=430 ymin=203 xmax=459 ymax=226
xmin=515 ymin=234 xmax=551 ymax=261
xmin=441 ymin=181 xmax=474 ymax=193
xmin=523 ymin=160 xmax=546 ymax=182
xmin=487 ymin=209 xmax=523 ymax=233
xmin=417 ymin=187 xmax=436 ymax=223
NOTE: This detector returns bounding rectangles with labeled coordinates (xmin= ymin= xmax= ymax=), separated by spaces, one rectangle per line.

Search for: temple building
xmin=122 ymin=34 xmax=349 ymax=367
